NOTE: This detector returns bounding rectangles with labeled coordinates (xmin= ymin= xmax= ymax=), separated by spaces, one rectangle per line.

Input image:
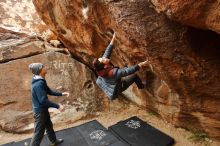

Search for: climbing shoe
xmin=50 ymin=139 xmax=64 ymax=146
xmin=137 ymin=83 xmax=145 ymax=89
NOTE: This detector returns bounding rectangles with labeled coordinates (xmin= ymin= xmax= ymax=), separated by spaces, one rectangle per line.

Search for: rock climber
xmin=93 ymin=32 xmax=148 ymax=100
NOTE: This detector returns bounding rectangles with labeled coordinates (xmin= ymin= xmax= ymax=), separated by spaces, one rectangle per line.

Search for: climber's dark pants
xmin=30 ymin=110 xmax=56 ymax=146
xmin=121 ymin=74 xmax=144 ymax=91
xmin=111 ymin=74 xmax=144 ymax=100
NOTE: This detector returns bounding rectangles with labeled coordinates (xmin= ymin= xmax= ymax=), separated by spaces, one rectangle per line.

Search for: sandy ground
xmin=0 ymin=99 xmax=220 ymax=146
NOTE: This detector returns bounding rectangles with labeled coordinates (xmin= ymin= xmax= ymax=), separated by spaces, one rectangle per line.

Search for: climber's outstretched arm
xmin=114 ymin=60 xmax=149 ymax=79
xmin=102 ymin=32 xmax=116 ymax=59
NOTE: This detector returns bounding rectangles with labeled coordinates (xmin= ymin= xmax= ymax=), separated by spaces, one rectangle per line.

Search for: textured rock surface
xmin=0 ymin=28 xmax=106 ymax=133
xmin=0 ymin=0 xmax=45 ymax=34
xmin=0 ymin=28 xmax=45 ymax=63
xmin=0 ymin=0 xmax=58 ymax=41
xmin=33 ymin=0 xmax=220 ymax=138
xmin=151 ymin=0 xmax=220 ymax=34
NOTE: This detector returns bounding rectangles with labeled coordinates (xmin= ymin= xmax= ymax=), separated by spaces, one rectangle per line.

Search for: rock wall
xmin=32 ymin=0 xmax=220 ymax=138
xmin=0 ymin=0 xmax=58 ymax=41
xmin=151 ymin=0 xmax=220 ymax=34
xmin=0 ymin=0 xmax=45 ymax=34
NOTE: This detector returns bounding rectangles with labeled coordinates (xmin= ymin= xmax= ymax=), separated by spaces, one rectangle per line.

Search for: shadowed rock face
xmin=151 ymin=0 xmax=220 ymax=34
xmin=32 ymin=0 xmax=220 ymax=138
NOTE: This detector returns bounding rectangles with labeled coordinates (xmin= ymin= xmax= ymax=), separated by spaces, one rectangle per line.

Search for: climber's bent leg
xmin=121 ymin=74 xmax=144 ymax=92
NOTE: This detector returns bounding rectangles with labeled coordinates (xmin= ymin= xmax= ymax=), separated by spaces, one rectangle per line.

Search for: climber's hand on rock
xmin=112 ymin=32 xmax=116 ymax=40
xmin=138 ymin=60 xmax=149 ymax=68
xmin=110 ymin=32 xmax=116 ymax=44
xmin=62 ymin=92 xmax=70 ymax=97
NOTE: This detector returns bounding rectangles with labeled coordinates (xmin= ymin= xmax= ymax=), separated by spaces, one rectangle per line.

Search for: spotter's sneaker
xmin=50 ymin=139 xmax=64 ymax=146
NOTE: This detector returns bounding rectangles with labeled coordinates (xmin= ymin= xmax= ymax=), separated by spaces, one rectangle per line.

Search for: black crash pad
xmin=0 ymin=142 xmax=14 ymax=146
xmin=109 ymin=141 xmax=130 ymax=146
xmin=1 ymin=120 xmax=128 ymax=146
xmin=109 ymin=116 xmax=175 ymax=146
xmin=1 ymin=137 xmax=48 ymax=146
